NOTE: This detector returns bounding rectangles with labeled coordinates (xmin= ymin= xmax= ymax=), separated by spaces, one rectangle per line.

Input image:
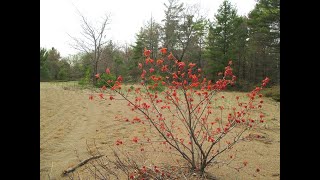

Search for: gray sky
xmin=40 ymin=0 xmax=256 ymax=57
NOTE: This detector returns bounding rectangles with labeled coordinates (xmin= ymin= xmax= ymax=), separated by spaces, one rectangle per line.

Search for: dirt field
xmin=40 ymin=82 xmax=280 ymax=179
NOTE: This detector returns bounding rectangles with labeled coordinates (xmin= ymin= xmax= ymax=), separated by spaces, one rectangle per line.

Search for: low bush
xmin=261 ymin=85 xmax=280 ymax=101
xmin=95 ymin=73 xmax=116 ymax=88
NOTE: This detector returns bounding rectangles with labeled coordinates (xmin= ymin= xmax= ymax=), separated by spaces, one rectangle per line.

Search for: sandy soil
xmin=40 ymin=82 xmax=280 ymax=180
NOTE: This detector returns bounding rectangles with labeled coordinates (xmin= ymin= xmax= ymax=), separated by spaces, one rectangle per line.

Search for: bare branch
xmin=68 ymin=9 xmax=111 ymax=83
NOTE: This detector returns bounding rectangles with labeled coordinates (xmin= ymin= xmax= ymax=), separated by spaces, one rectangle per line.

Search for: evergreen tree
xmin=40 ymin=47 xmax=50 ymax=81
xmin=247 ymin=0 xmax=280 ymax=84
xmin=162 ymin=0 xmax=184 ymax=54
xmin=205 ymin=0 xmax=239 ymax=80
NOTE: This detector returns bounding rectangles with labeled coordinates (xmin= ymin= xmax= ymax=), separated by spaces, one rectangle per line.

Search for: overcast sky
xmin=40 ymin=0 xmax=257 ymax=57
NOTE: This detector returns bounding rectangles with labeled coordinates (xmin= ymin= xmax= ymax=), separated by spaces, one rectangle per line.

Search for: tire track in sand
xmin=40 ymin=83 xmax=106 ymax=179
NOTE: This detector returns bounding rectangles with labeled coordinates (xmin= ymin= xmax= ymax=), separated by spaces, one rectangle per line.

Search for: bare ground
xmin=40 ymin=82 xmax=280 ymax=180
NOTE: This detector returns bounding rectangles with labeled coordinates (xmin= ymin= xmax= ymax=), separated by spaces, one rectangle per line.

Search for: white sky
xmin=40 ymin=0 xmax=257 ymax=57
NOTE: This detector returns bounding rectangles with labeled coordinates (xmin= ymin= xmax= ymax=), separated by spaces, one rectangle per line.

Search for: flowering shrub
xmin=95 ymin=70 xmax=116 ymax=88
xmin=90 ymin=47 xmax=270 ymax=177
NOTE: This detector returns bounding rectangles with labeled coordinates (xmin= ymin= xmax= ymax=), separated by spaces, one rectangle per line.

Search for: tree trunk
xmin=238 ymin=53 xmax=241 ymax=81
xmin=242 ymin=56 xmax=246 ymax=81
xmin=198 ymin=40 xmax=203 ymax=69
xmin=93 ymin=61 xmax=98 ymax=85
xmin=199 ymin=160 xmax=207 ymax=176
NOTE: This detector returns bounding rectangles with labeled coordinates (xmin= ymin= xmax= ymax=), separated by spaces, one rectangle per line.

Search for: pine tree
xmin=162 ymin=0 xmax=184 ymax=54
xmin=205 ymin=0 xmax=239 ymax=80
xmin=247 ymin=0 xmax=280 ymax=84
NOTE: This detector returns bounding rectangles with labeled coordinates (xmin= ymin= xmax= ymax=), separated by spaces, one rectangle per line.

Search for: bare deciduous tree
xmin=69 ymin=10 xmax=111 ymax=85
xmin=177 ymin=3 xmax=206 ymax=61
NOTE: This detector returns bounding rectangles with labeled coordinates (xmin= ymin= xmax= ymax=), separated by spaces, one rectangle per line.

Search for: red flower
xmin=149 ymin=68 xmax=155 ymax=73
xmin=154 ymin=166 xmax=160 ymax=173
xmin=243 ymin=161 xmax=248 ymax=166
xmin=161 ymin=65 xmax=168 ymax=72
xmin=208 ymin=136 xmax=215 ymax=142
xmin=141 ymin=70 xmax=146 ymax=78
xmin=157 ymin=59 xmax=164 ymax=65
xmin=228 ymin=60 xmax=233 ymax=65
xmin=95 ymin=73 xmax=100 ymax=78
xmin=101 ymin=85 xmax=107 ymax=90
xmin=224 ymin=66 xmax=233 ymax=76
xmin=117 ymin=75 xmax=123 ymax=82
xmin=144 ymin=48 xmax=151 ymax=57
xmin=105 ymin=68 xmax=110 ymax=74
xmin=191 ymin=74 xmax=198 ymax=83
xmin=89 ymin=95 xmax=93 ymax=100
xmin=99 ymin=93 xmax=103 ymax=99
xmin=262 ymin=77 xmax=270 ymax=87
xmin=109 ymin=96 xmax=114 ymax=100
xmin=138 ymin=63 xmax=143 ymax=69
xmin=115 ymin=139 xmax=123 ymax=145
xmin=168 ymin=52 xmax=174 ymax=60
xmin=232 ymin=75 xmax=237 ymax=81
xmin=160 ymin=47 xmax=167 ymax=55
xmin=172 ymin=73 xmax=178 ymax=79
xmin=263 ymin=77 xmax=270 ymax=83
xmin=132 ymin=136 xmax=139 ymax=143
xmin=178 ymin=62 xmax=186 ymax=70
xmin=188 ymin=63 xmax=196 ymax=68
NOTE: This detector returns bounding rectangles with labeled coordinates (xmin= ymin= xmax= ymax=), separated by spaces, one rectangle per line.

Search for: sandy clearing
xmin=40 ymin=82 xmax=146 ymax=179
xmin=40 ymin=82 xmax=110 ymax=179
xmin=40 ymin=82 xmax=280 ymax=179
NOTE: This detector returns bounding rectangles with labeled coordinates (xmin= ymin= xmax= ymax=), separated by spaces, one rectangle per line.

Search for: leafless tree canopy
xmin=69 ymin=10 xmax=111 ymax=84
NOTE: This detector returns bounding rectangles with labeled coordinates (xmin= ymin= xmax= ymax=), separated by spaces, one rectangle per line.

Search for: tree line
xmin=40 ymin=0 xmax=279 ymax=91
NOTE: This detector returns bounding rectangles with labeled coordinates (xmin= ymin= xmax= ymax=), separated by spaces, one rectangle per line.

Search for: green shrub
xmin=95 ymin=73 xmax=117 ymax=88
xmin=261 ymin=85 xmax=280 ymax=101
xmin=58 ymin=69 xmax=69 ymax=81
xmin=40 ymin=66 xmax=50 ymax=82
xmin=79 ymin=68 xmax=92 ymax=86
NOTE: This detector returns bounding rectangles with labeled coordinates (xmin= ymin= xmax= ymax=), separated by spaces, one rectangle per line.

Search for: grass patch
xmin=261 ymin=85 xmax=280 ymax=102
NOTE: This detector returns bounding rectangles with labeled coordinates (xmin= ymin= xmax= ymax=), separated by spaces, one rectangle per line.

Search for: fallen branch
xmin=62 ymin=155 xmax=103 ymax=176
